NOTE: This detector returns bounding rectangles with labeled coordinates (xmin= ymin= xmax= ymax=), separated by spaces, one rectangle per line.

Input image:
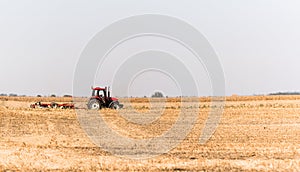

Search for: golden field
xmin=0 ymin=96 xmax=300 ymax=171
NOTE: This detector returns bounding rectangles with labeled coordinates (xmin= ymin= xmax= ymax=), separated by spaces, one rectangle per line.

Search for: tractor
xmin=87 ymin=86 xmax=123 ymax=110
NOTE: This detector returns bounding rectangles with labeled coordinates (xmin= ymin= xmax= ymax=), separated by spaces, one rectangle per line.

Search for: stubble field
xmin=0 ymin=96 xmax=300 ymax=171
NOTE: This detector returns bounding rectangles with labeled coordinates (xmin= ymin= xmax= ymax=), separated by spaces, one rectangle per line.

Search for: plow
xmin=30 ymin=102 xmax=75 ymax=109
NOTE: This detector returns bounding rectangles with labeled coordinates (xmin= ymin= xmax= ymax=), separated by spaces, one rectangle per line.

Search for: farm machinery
xmin=87 ymin=86 xmax=123 ymax=110
xmin=29 ymin=86 xmax=122 ymax=110
xmin=30 ymin=102 xmax=74 ymax=109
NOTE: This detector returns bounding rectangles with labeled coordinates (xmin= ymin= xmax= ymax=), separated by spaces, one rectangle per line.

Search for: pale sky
xmin=1 ymin=0 xmax=300 ymax=97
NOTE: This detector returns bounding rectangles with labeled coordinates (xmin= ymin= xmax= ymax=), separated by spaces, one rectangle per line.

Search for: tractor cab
xmin=90 ymin=87 xmax=110 ymax=106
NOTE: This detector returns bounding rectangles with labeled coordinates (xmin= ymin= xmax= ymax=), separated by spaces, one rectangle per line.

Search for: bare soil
xmin=0 ymin=96 xmax=300 ymax=171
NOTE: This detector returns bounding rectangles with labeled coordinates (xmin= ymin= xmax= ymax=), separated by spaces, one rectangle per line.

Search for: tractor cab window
xmin=92 ymin=90 xmax=98 ymax=96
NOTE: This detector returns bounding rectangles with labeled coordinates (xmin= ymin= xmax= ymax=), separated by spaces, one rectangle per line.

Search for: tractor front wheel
xmin=109 ymin=102 xmax=120 ymax=110
xmin=88 ymin=99 xmax=101 ymax=110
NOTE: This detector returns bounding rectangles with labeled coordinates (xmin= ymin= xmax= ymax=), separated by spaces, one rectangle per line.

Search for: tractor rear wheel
xmin=88 ymin=99 xmax=101 ymax=110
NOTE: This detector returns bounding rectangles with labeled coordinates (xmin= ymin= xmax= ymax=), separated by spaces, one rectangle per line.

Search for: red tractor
xmin=87 ymin=86 xmax=123 ymax=110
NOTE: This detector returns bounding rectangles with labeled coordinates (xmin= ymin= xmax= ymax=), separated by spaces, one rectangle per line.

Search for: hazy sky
xmin=1 ymin=0 xmax=300 ymax=97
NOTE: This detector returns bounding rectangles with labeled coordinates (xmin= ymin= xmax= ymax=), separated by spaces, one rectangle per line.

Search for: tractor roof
xmin=92 ymin=87 xmax=106 ymax=91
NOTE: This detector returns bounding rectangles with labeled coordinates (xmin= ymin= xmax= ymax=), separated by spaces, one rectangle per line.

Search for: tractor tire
xmin=109 ymin=101 xmax=120 ymax=110
xmin=88 ymin=99 xmax=101 ymax=110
